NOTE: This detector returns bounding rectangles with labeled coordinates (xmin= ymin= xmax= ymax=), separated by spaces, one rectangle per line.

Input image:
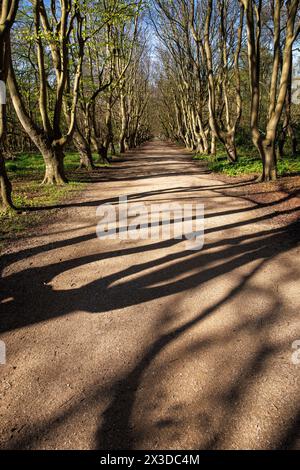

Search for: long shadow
xmin=3 ymin=223 xmax=298 ymax=449
xmin=1 ymin=141 xmax=300 ymax=450
xmin=96 ymin=259 xmax=268 ymax=449
xmin=278 ymin=410 xmax=300 ymax=449
xmin=1 ymin=215 xmax=299 ymax=332
xmin=3 ymin=193 xmax=299 ymax=278
xmin=18 ymin=175 xmax=296 ymax=213
xmin=95 ymin=221 xmax=299 ymax=449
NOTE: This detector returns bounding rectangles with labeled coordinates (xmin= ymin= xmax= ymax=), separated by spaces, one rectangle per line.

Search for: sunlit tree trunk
xmin=8 ymin=0 xmax=84 ymax=185
xmin=0 ymin=0 xmax=19 ymax=208
xmin=240 ymin=0 xmax=300 ymax=181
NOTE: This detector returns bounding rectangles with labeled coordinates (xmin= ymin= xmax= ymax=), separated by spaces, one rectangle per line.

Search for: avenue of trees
xmin=1 ymin=0 xmax=300 ymax=209
xmin=0 ymin=0 xmax=152 ymax=208
xmin=152 ymin=0 xmax=300 ymax=181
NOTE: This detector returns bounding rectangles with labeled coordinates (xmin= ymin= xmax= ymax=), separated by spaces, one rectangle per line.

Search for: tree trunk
xmin=279 ymin=123 xmax=298 ymax=157
xmin=79 ymin=146 xmax=94 ymax=170
xmin=278 ymin=128 xmax=286 ymax=157
xmin=196 ymin=140 xmax=204 ymax=154
xmin=2 ymin=140 xmax=15 ymax=160
xmin=292 ymin=136 xmax=298 ymax=155
xmin=0 ymin=0 xmax=19 ymax=209
xmin=119 ymin=90 xmax=127 ymax=154
xmin=41 ymin=145 xmax=67 ymax=185
xmin=99 ymin=144 xmax=110 ymax=163
xmin=0 ymin=151 xmax=13 ymax=208
xmin=224 ymin=133 xmax=238 ymax=163
xmin=198 ymin=119 xmax=209 ymax=154
xmin=210 ymin=135 xmax=216 ymax=156
xmin=7 ymin=51 xmax=67 ymax=185
xmin=110 ymin=141 xmax=116 ymax=157
xmin=92 ymin=136 xmax=110 ymax=164
xmin=259 ymin=140 xmax=277 ymax=181
xmin=74 ymin=132 xmax=94 ymax=170
xmin=120 ymin=137 xmax=126 ymax=154
xmin=104 ymin=98 xmax=114 ymax=158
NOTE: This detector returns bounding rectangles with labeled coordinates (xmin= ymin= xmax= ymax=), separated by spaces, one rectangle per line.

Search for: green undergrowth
xmin=0 ymin=151 xmax=101 ymax=248
xmin=0 ymin=181 xmax=85 ymax=249
xmin=6 ymin=151 xmax=110 ymax=180
xmin=193 ymin=145 xmax=300 ymax=177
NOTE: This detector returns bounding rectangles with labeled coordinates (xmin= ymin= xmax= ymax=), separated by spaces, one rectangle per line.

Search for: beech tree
xmin=74 ymin=0 xmax=143 ymax=168
xmin=151 ymin=0 xmax=210 ymax=153
xmin=8 ymin=0 xmax=84 ymax=184
xmin=239 ymin=0 xmax=300 ymax=180
xmin=201 ymin=0 xmax=244 ymax=161
xmin=152 ymin=0 xmax=245 ymax=161
xmin=2 ymin=0 xmax=300 ymax=202
xmin=74 ymin=2 xmax=112 ymax=169
xmin=0 ymin=0 xmax=19 ymax=208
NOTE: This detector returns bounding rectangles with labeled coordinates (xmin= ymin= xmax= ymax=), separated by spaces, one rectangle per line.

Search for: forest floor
xmin=0 ymin=141 xmax=300 ymax=450
xmin=206 ymin=173 xmax=300 ymax=227
xmin=193 ymin=144 xmax=300 ymax=178
xmin=0 ymin=152 xmax=110 ymax=247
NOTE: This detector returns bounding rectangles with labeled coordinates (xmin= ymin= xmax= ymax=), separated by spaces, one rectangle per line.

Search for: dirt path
xmin=1 ymin=141 xmax=299 ymax=450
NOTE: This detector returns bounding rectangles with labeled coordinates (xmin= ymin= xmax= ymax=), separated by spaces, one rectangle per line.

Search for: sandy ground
xmin=0 ymin=141 xmax=299 ymax=450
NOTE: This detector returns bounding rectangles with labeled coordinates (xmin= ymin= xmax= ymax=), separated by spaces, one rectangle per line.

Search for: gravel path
xmin=0 ymin=141 xmax=299 ymax=450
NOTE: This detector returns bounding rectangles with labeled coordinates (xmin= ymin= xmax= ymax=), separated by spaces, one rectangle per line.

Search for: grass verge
xmin=193 ymin=146 xmax=300 ymax=177
xmin=0 ymin=151 xmax=109 ymax=249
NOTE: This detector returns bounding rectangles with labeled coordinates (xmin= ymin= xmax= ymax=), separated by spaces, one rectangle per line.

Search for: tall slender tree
xmin=0 ymin=0 xmax=19 ymax=207
xmin=240 ymin=0 xmax=300 ymax=180
xmin=8 ymin=0 xmax=84 ymax=184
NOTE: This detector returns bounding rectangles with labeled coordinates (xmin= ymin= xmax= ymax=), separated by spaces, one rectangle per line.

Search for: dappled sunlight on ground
xmin=0 ymin=142 xmax=299 ymax=450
